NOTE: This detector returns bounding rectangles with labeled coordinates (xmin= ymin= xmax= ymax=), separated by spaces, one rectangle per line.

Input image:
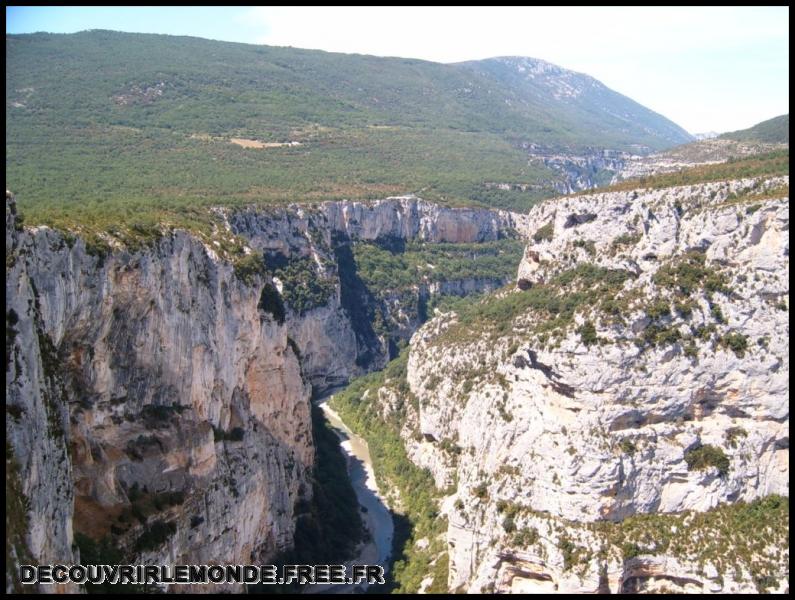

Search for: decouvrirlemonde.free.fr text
xmin=20 ymin=564 xmax=385 ymax=586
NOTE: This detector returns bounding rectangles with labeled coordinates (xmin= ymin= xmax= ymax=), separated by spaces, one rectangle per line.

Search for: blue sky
xmin=6 ymin=6 xmax=789 ymax=134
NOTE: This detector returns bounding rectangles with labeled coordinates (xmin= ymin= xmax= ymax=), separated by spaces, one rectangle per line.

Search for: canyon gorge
xmin=7 ymin=169 xmax=789 ymax=593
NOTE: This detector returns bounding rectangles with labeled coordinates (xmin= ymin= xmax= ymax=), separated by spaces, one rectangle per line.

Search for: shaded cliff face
xmin=369 ymin=176 xmax=789 ymax=593
xmin=6 ymin=199 xmax=313 ymax=592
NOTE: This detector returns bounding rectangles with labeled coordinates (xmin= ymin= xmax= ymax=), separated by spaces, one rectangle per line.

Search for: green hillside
xmin=720 ymin=114 xmax=789 ymax=144
xmin=6 ymin=30 xmax=692 ymax=234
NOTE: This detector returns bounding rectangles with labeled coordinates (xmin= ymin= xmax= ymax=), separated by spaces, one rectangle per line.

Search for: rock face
xmin=223 ymin=195 xmax=521 ymax=246
xmin=522 ymin=143 xmax=631 ymax=194
xmin=6 ymin=196 xmax=313 ymax=592
xmin=5 ymin=193 xmax=523 ymax=592
xmin=6 ymin=197 xmax=80 ymax=593
xmin=9 ymin=174 xmax=788 ymax=593
xmin=389 ymin=176 xmax=789 ymax=593
xmin=320 ymin=196 xmax=517 ymax=244
xmin=219 ymin=195 xmax=526 ymax=390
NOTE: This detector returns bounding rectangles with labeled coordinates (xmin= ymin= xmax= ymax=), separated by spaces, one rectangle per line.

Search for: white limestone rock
xmin=393 ymin=176 xmax=790 ymax=592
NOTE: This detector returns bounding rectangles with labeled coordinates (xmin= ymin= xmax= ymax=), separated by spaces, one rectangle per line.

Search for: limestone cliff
xmin=219 ymin=195 xmax=526 ymax=389
xmin=5 ymin=193 xmax=523 ymax=592
xmin=6 ymin=195 xmax=313 ymax=592
xmin=522 ymin=143 xmax=631 ymax=194
xmin=380 ymin=175 xmax=789 ymax=593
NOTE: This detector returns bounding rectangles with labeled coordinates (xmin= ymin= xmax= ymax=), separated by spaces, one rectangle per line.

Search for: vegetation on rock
xmin=684 ymin=444 xmax=731 ymax=477
xmin=331 ymin=351 xmax=448 ymax=593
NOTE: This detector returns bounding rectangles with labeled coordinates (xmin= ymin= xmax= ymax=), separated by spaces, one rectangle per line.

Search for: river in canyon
xmin=305 ymin=389 xmax=394 ymax=593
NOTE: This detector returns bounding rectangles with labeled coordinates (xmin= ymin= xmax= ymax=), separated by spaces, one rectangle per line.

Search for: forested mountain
xmin=7 ymin=30 xmax=691 ymax=230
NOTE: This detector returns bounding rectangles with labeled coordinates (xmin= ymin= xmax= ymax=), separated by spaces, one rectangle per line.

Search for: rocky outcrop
xmin=460 ymin=56 xmax=693 ymax=151
xmin=613 ymin=138 xmax=788 ymax=182
xmin=385 ymin=176 xmax=789 ymax=592
xmin=486 ymin=545 xmax=781 ymax=594
xmin=522 ymin=143 xmax=631 ymax=194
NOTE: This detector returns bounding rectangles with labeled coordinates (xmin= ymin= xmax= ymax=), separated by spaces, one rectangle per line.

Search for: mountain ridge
xmin=720 ymin=114 xmax=789 ymax=144
xmin=458 ymin=56 xmax=693 ymax=149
